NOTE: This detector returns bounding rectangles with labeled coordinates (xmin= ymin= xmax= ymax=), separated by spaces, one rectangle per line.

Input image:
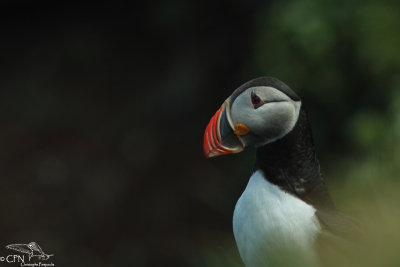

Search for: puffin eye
xmin=251 ymin=91 xmax=264 ymax=108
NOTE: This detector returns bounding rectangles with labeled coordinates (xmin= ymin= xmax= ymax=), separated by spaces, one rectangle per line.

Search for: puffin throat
xmin=254 ymin=108 xmax=335 ymax=210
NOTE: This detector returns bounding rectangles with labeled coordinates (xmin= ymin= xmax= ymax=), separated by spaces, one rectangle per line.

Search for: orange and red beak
xmin=203 ymin=101 xmax=245 ymax=158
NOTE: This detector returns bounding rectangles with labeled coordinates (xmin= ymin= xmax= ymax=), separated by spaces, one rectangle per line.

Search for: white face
xmin=230 ymin=86 xmax=301 ymax=146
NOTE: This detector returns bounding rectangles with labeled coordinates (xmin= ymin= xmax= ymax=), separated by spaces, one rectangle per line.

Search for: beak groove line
xmin=203 ymin=102 xmax=244 ymax=158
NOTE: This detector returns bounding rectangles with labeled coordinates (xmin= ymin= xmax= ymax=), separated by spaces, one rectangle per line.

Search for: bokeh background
xmin=1 ymin=1 xmax=400 ymax=266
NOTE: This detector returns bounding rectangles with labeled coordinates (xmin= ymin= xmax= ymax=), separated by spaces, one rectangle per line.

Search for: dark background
xmin=1 ymin=1 xmax=400 ymax=266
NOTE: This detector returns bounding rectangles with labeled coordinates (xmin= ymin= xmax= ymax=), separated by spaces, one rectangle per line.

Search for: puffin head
xmin=203 ymin=77 xmax=301 ymax=158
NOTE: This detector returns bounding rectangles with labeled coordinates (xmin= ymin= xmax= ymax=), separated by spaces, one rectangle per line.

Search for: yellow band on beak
xmin=234 ymin=123 xmax=249 ymax=135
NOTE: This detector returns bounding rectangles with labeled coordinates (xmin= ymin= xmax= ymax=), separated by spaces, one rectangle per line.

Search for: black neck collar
xmin=254 ymin=108 xmax=335 ymax=210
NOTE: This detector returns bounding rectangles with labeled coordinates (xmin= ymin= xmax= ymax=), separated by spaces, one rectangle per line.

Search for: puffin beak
xmin=203 ymin=101 xmax=245 ymax=158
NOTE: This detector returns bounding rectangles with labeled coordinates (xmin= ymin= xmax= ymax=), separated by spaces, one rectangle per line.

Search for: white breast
xmin=233 ymin=170 xmax=321 ymax=267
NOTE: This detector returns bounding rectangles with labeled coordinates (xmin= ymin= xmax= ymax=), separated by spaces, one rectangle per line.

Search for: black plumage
xmin=254 ymin=105 xmax=360 ymax=239
xmin=254 ymin=107 xmax=334 ymax=210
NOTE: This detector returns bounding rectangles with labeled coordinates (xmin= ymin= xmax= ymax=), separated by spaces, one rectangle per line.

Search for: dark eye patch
xmin=251 ymin=91 xmax=264 ymax=108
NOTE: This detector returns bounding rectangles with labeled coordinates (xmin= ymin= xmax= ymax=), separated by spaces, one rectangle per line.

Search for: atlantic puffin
xmin=203 ymin=77 xmax=359 ymax=267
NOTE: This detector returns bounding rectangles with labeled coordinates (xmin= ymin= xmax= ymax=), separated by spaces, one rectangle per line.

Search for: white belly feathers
xmin=233 ymin=170 xmax=321 ymax=267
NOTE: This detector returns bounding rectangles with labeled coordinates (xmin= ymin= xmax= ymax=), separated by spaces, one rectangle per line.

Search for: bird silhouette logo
xmin=5 ymin=242 xmax=53 ymax=261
